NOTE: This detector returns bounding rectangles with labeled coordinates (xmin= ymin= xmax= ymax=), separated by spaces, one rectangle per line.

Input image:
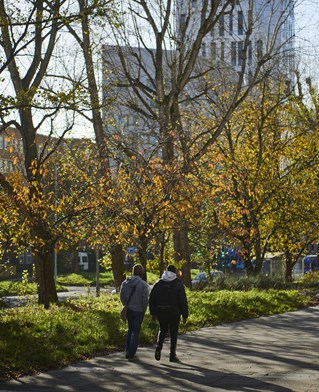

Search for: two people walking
xmin=120 ymin=264 xmax=188 ymax=362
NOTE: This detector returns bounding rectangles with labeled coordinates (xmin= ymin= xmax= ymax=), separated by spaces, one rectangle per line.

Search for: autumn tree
xmin=54 ymin=0 xmax=131 ymax=288
xmin=101 ymin=0 xmax=296 ymax=285
xmin=196 ymin=81 xmax=293 ymax=275
xmin=0 ymin=1 xmax=100 ymax=307
xmin=196 ymin=69 xmax=319 ymax=280
xmin=267 ymin=76 xmax=319 ymax=280
xmin=88 ymin=152 xmax=188 ymax=281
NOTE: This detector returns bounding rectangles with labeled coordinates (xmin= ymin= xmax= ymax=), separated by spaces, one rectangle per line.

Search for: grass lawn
xmin=1 ymin=271 xmax=318 ymax=381
xmin=0 ymin=285 xmax=315 ymax=381
xmin=0 ymin=271 xmax=160 ymax=297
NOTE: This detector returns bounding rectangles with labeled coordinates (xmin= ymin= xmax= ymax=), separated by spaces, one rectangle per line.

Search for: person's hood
xmin=126 ymin=275 xmax=142 ymax=287
xmin=161 ymin=270 xmax=177 ymax=282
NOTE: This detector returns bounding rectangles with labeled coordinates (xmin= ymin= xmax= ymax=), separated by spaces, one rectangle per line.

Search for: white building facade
xmin=177 ymin=0 xmax=295 ymax=84
xmin=102 ymin=0 xmax=296 ymax=163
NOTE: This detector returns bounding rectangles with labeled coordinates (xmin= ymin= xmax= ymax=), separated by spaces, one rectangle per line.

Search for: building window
xmin=238 ymin=10 xmax=243 ymax=35
xmin=211 ymin=41 xmax=217 ymax=62
xmin=248 ymin=70 xmax=253 ymax=83
xmin=257 ymin=39 xmax=263 ymax=60
xmin=123 ymin=115 xmax=129 ymax=127
xmin=26 ymin=252 xmax=33 ymax=264
xmin=248 ymin=9 xmax=253 ymax=27
xmin=201 ymin=42 xmax=206 ymax=57
xmin=248 ymin=40 xmax=252 ymax=63
xmin=231 ymin=42 xmax=237 ymax=66
xmin=180 ymin=13 xmax=186 ymax=30
xmin=221 ymin=42 xmax=225 ymax=62
xmin=238 ymin=41 xmax=244 ymax=66
xmin=219 ymin=15 xmax=224 ymax=36
xmin=229 ymin=11 xmax=233 ymax=35
xmin=16 ymin=139 xmax=23 ymax=153
xmin=0 ymin=136 xmax=5 ymax=150
xmin=0 ymin=159 xmax=12 ymax=173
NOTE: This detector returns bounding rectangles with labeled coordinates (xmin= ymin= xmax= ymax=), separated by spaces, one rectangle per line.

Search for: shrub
xmin=297 ymin=271 xmax=319 ymax=287
xmin=204 ymin=273 xmax=288 ymax=291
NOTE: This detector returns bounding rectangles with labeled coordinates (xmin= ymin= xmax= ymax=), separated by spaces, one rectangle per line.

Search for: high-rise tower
xmin=176 ymin=0 xmax=295 ymax=85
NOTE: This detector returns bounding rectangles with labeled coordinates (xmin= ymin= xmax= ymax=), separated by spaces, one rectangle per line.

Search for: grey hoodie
xmin=161 ymin=270 xmax=177 ymax=282
xmin=120 ymin=275 xmax=149 ymax=313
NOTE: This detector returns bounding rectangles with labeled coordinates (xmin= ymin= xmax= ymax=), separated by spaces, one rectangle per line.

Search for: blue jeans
xmin=125 ymin=309 xmax=145 ymax=357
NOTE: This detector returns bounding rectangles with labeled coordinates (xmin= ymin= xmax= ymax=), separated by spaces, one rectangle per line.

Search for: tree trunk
xmin=34 ymin=252 xmax=58 ymax=308
xmin=110 ymin=243 xmax=126 ymax=291
xmin=253 ymin=237 xmax=263 ymax=275
xmin=137 ymin=234 xmax=148 ymax=270
xmin=159 ymin=235 xmax=165 ymax=277
xmin=72 ymin=250 xmax=80 ymax=273
xmin=173 ymin=224 xmax=191 ymax=287
xmin=78 ymin=0 xmax=110 ymax=173
xmin=244 ymin=258 xmax=254 ymax=275
xmin=285 ymin=252 xmax=294 ymax=282
xmin=242 ymin=242 xmax=253 ymax=275
xmin=137 ymin=234 xmax=148 ymax=281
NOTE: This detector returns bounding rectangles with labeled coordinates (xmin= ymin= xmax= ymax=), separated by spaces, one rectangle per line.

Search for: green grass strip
xmin=0 ymin=288 xmax=312 ymax=381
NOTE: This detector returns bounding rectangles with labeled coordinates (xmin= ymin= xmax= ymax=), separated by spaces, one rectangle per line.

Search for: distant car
xmin=192 ymin=270 xmax=224 ymax=288
xmin=191 ymin=272 xmax=207 ymax=287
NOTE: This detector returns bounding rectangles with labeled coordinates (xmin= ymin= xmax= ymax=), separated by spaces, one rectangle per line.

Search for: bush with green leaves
xmin=296 ymin=271 xmax=319 ymax=287
xmin=0 ymin=280 xmax=66 ymax=298
xmin=0 ymin=280 xmax=38 ymax=297
xmin=56 ymin=272 xmax=114 ymax=287
xmin=204 ymin=273 xmax=288 ymax=291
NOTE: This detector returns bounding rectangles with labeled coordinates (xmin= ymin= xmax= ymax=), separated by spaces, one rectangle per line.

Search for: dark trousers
xmin=156 ymin=310 xmax=180 ymax=355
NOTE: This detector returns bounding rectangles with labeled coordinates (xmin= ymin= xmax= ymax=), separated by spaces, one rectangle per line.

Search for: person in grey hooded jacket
xmin=120 ymin=264 xmax=149 ymax=360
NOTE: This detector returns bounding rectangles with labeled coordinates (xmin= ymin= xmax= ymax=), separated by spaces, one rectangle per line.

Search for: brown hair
xmin=132 ymin=263 xmax=144 ymax=277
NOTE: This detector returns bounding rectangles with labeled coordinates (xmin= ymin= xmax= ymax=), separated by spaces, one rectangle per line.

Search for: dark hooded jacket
xmin=149 ymin=270 xmax=188 ymax=319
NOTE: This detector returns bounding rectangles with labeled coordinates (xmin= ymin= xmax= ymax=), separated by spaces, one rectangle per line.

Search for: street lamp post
xmin=95 ymin=244 xmax=100 ymax=297
xmin=54 ymin=164 xmax=58 ymax=283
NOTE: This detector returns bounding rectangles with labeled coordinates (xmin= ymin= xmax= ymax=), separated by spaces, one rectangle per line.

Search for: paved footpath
xmin=1 ymin=306 xmax=319 ymax=392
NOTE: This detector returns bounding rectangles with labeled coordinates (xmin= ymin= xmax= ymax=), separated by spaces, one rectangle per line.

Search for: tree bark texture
xmin=34 ymin=252 xmax=58 ymax=308
xmin=173 ymin=224 xmax=191 ymax=287
xmin=110 ymin=243 xmax=126 ymax=291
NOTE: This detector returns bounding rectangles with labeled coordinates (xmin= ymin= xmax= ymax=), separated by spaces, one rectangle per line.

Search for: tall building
xmin=102 ymin=1 xmax=296 ymax=160
xmin=177 ymin=0 xmax=295 ymax=84
xmin=102 ymin=45 xmax=160 ymax=158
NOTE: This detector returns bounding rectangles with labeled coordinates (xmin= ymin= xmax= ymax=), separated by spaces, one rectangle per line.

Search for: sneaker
xmin=155 ymin=347 xmax=161 ymax=361
xmin=169 ymin=355 xmax=180 ymax=363
xmin=126 ymin=354 xmax=137 ymax=361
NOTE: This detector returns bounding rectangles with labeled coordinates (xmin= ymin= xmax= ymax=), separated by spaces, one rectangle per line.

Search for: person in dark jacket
xmin=149 ymin=265 xmax=188 ymax=362
xmin=120 ymin=264 xmax=149 ymax=360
